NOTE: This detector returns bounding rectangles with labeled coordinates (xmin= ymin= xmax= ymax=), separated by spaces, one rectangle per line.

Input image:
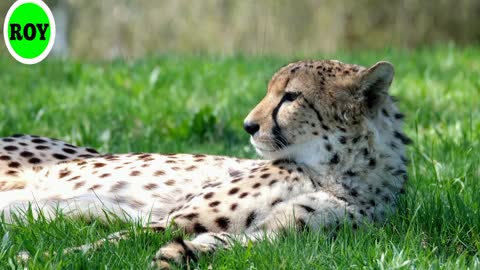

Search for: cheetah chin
xmin=251 ymin=137 xmax=321 ymax=162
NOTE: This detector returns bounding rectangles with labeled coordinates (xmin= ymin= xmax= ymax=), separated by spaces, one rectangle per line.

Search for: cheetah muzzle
xmin=0 ymin=60 xmax=411 ymax=269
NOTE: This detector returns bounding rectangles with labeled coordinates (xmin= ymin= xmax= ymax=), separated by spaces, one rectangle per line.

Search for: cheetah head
xmin=244 ymin=60 xmax=396 ymax=164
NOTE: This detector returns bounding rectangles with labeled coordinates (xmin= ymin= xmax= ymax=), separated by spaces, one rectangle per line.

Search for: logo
xmin=3 ymin=0 xmax=56 ymax=65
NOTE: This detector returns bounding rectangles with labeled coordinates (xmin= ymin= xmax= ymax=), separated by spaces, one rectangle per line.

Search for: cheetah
xmin=0 ymin=60 xmax=410 ymax=268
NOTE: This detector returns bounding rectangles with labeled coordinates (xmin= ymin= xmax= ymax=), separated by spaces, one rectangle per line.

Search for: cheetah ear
xmin=359 ymin=61 xmax=394 ymax=111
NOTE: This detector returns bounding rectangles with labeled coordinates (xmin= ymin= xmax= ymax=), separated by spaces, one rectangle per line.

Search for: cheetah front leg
xmin=151 ymin=191 xmax=355 ymax=269
xmin=151 ymin=231 xmax=276 ymax=269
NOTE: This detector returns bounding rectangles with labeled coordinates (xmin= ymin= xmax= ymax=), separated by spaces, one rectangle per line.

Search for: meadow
xmin=0 ymin=46 xmax=479 ymax=269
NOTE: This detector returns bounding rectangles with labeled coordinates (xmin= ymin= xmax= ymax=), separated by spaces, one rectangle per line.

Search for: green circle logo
xmin=3 ymin=0 xmax=56 ymax=64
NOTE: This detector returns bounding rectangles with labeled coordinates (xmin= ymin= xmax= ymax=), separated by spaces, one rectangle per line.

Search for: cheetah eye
xmin=284 ymin=92 xmax=301 ymax=102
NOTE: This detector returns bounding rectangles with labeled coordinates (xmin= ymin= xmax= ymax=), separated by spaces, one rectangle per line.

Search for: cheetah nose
xmin=243 ymin=121 xmax=260 ymax=135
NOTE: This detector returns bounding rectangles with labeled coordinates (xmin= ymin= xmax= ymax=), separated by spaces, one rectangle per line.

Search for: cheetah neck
xmin=289 ymin=104 xmax=408 ymax=198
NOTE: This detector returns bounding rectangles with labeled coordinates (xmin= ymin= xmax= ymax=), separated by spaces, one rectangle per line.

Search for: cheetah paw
xmin=150 ymin=237 xmax=196 ymax=269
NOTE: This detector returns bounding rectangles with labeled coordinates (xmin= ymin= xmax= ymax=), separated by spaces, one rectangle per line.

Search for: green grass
xmin=1 ymin=45 xmax=479 ymax=269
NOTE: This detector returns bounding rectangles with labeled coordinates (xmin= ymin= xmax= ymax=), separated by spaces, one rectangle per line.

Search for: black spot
xmin=2 ymin=138 xmax=14 ymax=142
xmin=63 ymin=148 xmax=77 ymax=154
xmin=228 ymin=187 xmax=239 ymax=195
xmin=193 ymin=223 xmax=208 ymax=233
xmin=381 ymin=109 xmax=390 ymax=117
xmin=321 ymin=124 xmax=330 ymax=131
xmin=349 ymin=189 xmax=358 ymax=197
xmin=359 ymin=209 xmax=367 ymax=216
xmin=231 ymin=177 xmax=242 ymax=183
xmin=344 ymin=170 xmax=357 ymax=177
xmin=0 ymin=155 xmax=11 ymax=161
xmin=352 ymin=136 xmax=361 ymax=144
xmin=260 ymin=173 xmax=270 ymax=179
xmin=363 ymin=148 xmax=369 ymax=156
xmin=4 ymin=146 xmax=18 ymax=151
xmin=11 ymin=134 xmax=24 ymax=138
xmin=8 ymin=161 xmax=20 ymax=168
xmin=252 ymin=183 xmax=261 ymax=188
xmin=31 ymin=138 xmax=47 ymax=144
xmin=59 ymin=170 xmax=71 ymax=178
xmin=20 ymin=151 xmax=34 ymax=157
xmin=338 ymin=136 xmax=347 ymax=144
xmin=368 ymin=158 xmax=376 ymax=167
xmin=64 ymin=143 xmax=77 ymax=148
xmin=272 ymin=159 xmax=287 ymax=165
xmin=394 ymin=131 xmax=413 ymax=145
xmin=53 ymin=153 xmax=68 ymax=160
xmin=230 ymin=203 xmax=238 ymax=211
xmin=35 ymin=145 xmax=50 ymax=150
xmin=299 ymin=204 xmax=315 ymax=213
xmin=239 ymin=192 xmax=249 ymax=198
xmin=86 ymin=148 xmax=99 ymax=154
xmin=269 ymin=179 xmax=278 ymax=186
xmin=29 ymin=157 xmax=41 ymax=164
xmin=324 ymin=143 xmax=332 ymax=152
xmin=394 ymin=113 xmax=405 ymax=120
xmin=209 ymin=201 xmax=221 ymax=207
xmin=245 ymin=211 xmax=256 ymax=228
xmin=330 ymin=154 xmax=340 ymax=164
xmin=93 ymin=163 xmax=106 ymax=168
xmin=215 ymin=217 xmax=230 ymax=230
xmin=204 ymin=192 xmax=215 ymax=199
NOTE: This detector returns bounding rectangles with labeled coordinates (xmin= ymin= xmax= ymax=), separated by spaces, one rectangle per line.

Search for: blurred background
xmin=1 ymin=0 xmax=479 ymax=59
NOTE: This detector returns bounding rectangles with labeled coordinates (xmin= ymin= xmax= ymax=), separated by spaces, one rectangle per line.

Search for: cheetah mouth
xmin=254 ymin=146 xmax=277 ymax=153
xmin=250 ymin=137 xmax=288 ymax=158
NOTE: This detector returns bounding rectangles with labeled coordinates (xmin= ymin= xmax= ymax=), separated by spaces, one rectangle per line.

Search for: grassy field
xmin=0 ymin=46 xmax=479 ymax=269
